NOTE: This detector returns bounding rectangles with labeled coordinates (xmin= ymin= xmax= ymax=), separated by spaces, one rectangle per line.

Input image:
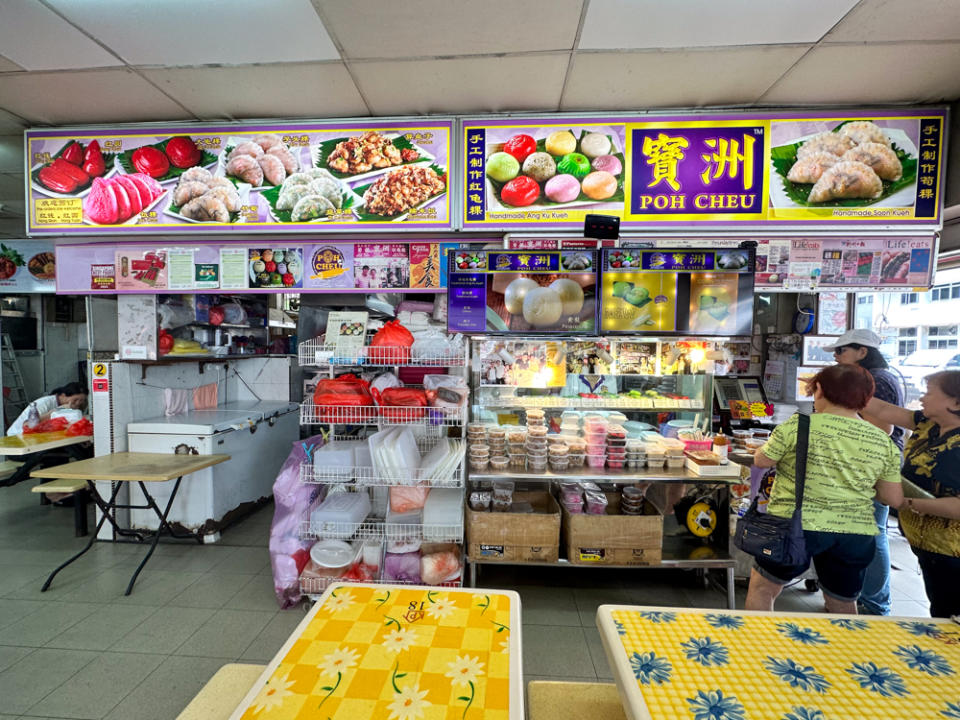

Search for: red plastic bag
xmin=369 ymin=320 xmax=414 ymax=364
xmin=372 ymin=386 xmax=427 ymax=422
xmin=312 ymin=374 xmax=375 ymax=422
xmin=23 ymin=417 xmax=70 ymax=434
xmin=65 ymin=418 xmax=93 ymax=436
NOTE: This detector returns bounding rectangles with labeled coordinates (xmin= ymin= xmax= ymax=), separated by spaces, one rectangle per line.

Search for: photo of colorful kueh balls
xmin=486 ymin=129 xmax=625 ymax=209
xmin=118 ymin=136 xmax=217 ymax=184
xmin=454 ymin=251 xmax=486 ymax=270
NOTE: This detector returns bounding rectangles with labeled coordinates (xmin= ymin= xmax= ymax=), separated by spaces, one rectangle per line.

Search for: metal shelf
xmin=300 ymin=519 xmax=464 ymax=544
xmin=478 ymin=396 xmax=701 ymax=411
xmin=300 ymin=403 xmax=467 ymax=427
xmin=300 ymin=575 xmax=463 ymax=597
xmin=468 ymin=466 xmax=739 ymax=484
xmin=299 ymin=337 xmax=467 ymax=368
xmin=300 ymin=461 xmax=465 ymax=488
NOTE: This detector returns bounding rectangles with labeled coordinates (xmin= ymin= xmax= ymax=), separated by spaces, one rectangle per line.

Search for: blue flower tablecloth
xmin=598 ymin=606 xmax=960 ymax=720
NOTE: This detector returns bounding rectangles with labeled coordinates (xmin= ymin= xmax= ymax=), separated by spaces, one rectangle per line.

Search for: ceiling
xmin=1 ymin=0 xmax=959 ymax=238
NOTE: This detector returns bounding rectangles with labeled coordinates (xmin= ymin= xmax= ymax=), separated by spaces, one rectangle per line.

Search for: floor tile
xmin=584 ymin=626 xmax=614 ymax=680
xmin=176 ymin=609 xmax=276 ymax=659
xmin=0 ymin=646 xmax=33 ymax=675
xmin=0 ymin=601 xmax=99 ymax=648
xmin=890 ymin=599 xmax=931 ymax=618
xmin=517 ymin=586 xmax=581 ymax=627
xmin=140 ymin=545 xmax=239 ymax=574
xmin=27 ymin=651 xmax=165 ymax=720
xmin=45 ymin=604 xmax=157 ymax=652
xmin=102 ymin=655 xmax=225 ymax=720
xmin=0 ymin=599 xmax=43 ymax=631
xmin=522 ymin=624 xmax=595 ymax=678
xmin=60 ymin=569 xmax=204 ymax=606
xmin=239 ymin=609 xmax=308 ymax=662
xmin=210 ymin=546 xmax=271 ymax=575
xmin=110 ymin=606 xmax=214 ymax=655
xmin=0 ymin=565 xmax=48 ymax=598
xmin=166 ymin=572 xmax=253 ymax=609
xmin=0 ymin=647 xmax=96 ymax=715
xmin=573 ymin=586 xmax=630 ymax=626
xmin=223 ymin=574 xmax=283 ymax=612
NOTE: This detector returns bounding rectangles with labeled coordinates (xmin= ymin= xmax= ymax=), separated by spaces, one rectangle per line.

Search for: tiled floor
xmin=0 ymin=481 xmax=930 ymax=719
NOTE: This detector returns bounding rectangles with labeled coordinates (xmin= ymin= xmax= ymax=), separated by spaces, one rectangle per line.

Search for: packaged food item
xmin=606 ymin=424 xmax=627 ymax=440
xmin=469 ymin=457 xmax=489 ymax=471
xmin=469 ymin=444 xmax=490 ymax=456
xmin=526 ymin=409 xmax=545 ymax=423
xmin=487 ymin=426 xmax=507 ymax=441
xmin=666 ymin=456 xmax=685 ymax=469
xmin=584 ymin=416 xmax=608 ymax=434
xmin=661 ymin=438 xmax=686 ymax=456
xmin=527 ymin=425 xmax=548 ymax=438
xmin=492 ymin=480 xmax=515 ymax=500
xmin=421 ymin=549 xmax=461 ymax=585
xmin=383 ymin=550 xmax=422 ymax=583
xmin=492 ymin=498 xmax=512 ymax=512
xmin=469 ymin=491 xmax=492 ymax=511
xmin=527 ymin=458 xmax=548 ymax=472
xmin=390 ymin=485 xmax=430 ymax=513
xmin=549 ymin=457 xmax=569 ymax=471
xmin=510 ymin=501 xmax=535 ymax=514
xmin=509 ymin=453 xmax=526 ymax=468
xmin=622 ymin=485 xmax=645 ymax=502
xmin=490 ymin=457 xmax=509 ymax=471
xmin=586 ymin=452 xmax=606 ymax=469
xmin=507 ymin=429 xmax=527 ymax=444
xmin=584 ymin=491 xmax=608 ymax=514
xmin=548 ymin=444 xmax=569 ymax=457
xmin=568 ymin=453 xmax=586 ymax=467
xmin=579 ymin=481 xmax=602 ymax=492
xmin=686 ymin=450 xmax=721 ymax=465
xmin=606 ymin=458 xmax=625 ymax=470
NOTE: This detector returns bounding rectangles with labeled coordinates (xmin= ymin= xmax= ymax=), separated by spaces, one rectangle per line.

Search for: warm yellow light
xmin=690 ymin=348 xmax=706 ymax=364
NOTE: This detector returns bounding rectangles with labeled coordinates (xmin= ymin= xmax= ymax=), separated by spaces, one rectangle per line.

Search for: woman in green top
xmin=745 ymin=364 xmax=904 ymax=614
xmin=863 ymin=370 xmax=960 ymax=617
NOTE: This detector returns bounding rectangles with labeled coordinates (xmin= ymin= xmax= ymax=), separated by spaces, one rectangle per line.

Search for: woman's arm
xmin=753 ymin=449 xmax=777 ymax=468
xmin=860 ymin=409 xmax=894 ymax=436
xmin=863 ymin=396 xmax=916 ymax=430
xmin=903 ymin=495 xmax=960 ymax=520
xmin=875 ymin=480 xmax=904 ymax=509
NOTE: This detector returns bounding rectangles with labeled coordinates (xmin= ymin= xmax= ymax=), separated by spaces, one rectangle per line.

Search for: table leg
xmin=41 ymin=481 xmax=122 ymax=592
xmin=124 ymin=476 xmax=184 ymax=596
xmin=726 ymin=566 xmax=736 ymax=610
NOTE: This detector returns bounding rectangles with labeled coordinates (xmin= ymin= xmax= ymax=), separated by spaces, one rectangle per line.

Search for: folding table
xmin=31 ymin=451 xmax=230 ymax=595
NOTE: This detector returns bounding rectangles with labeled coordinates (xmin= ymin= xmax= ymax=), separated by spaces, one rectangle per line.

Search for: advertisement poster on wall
xmin=26 ymin=120 xmax=454 ymax=235
xmin=0 ymin=242 xmax=56 ymax=292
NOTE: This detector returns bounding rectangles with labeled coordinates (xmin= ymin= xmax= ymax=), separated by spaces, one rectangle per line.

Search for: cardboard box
xmin=562 ymin=492 xmax=663 ymax=565
xmin=467 ymin=491 xmax=560 ymax=563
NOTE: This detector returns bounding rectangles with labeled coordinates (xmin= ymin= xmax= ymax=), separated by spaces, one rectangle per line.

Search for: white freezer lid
xmin=127 ymin=401 xmax=297 ymax=435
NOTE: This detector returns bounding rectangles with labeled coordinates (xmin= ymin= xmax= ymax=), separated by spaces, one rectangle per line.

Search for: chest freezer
xmin=126 ymin=401 xmax=298 ymax=540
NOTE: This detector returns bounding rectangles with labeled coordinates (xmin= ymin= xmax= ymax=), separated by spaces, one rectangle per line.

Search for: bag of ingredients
xmin=411 ymin=328 xmax=464 ymax=361
xmin=271 ymin=436 xmax=327 ymax=608
xmin=372 ymin=386 xmax=428 ymax=422
xmin=64 ymin=418 xmax=93 ymax=436
xmin=423 ymin=374 xmax=468 ymax=414
xmin=390 ymin=485 xmax=430 ymax=514
xmin=23 ymin=417 xmax=69 ymax=434
xmin=369 ymin=319 xmax=414 ymax=364
xmin=421 ymin=548 xmax=462 ymax=586
xmin=313 ymin=374 xmax=375 ymax=422
xmin=383 ymin=550 xmax=422 ymax=584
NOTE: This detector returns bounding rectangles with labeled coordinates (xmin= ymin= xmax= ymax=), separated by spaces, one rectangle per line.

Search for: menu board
xmin=462 ymin=108 xmax=946 ymax=229
xmin=447 ymin=249 xmax=598 ymax=334
xmin=0 ymin=241 xmax=56 ymax=293
xmin=599 ymin=248 xmax=755 ymax=336
xmin=56 ymin=240 xmax=487 ymax=294
xmin=25 ymin=120 xmax=454 ymax=235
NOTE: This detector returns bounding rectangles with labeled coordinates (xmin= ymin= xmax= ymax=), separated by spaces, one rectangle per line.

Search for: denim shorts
xmin=754 ymin=530 xmax=876 ymax=601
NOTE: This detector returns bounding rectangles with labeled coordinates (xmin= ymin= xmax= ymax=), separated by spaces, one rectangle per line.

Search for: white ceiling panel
xmin=0 ymin=69 xmax=192 ymax=125
xmin=0 ymin=136 xmax=25 ymax=173
xmin=0 ymin=0 xmax=121 ymax=70
xmin=142 ymin=63 xmax=368 ymax=120
xmin=0 ymin=109 xmax=27 ymax=132
xmin=0 ymin=56 xmax=24 ymax=72
xmin=761 ymin=42 xmax=960 ymax=104
xmin=825 ymin=0 xmax=960 ymax=42
xmin=580 ymin=0 xmax=858 ymax=49
xmin=353 ymin=54 xmax=570 ymax=116
xmin=321 ymin=0 xmax=583 ymax=59
xmin=47 ymin=0 xmax=340 ymax=66
xmin=562 ymin=46 xmax=810 ymax=110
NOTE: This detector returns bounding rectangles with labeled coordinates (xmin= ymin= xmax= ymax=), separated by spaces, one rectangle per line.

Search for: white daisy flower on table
xmin=318 ymin=647 xmax=360 ymax=677
xmin=250 ymin=673 xmax=295 ymax=714
xmin=387 ymin=684 xmax=431 ymax=720
xmin=382 ymin=627 xmax=417 ymax=654
xmin=425 ymin=595 xmax=456 ymax=619
xmin=322 ymin=590 xmax=354 ymax=613
xmin=499 ymin=636 xmax=511 ymax=653
xmin=445 ymin=654 xmax=485 ymax=686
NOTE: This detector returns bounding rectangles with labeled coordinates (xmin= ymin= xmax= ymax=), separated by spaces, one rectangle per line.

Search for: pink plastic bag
xmin=390 ymin=486 xmax=430 ymax=514
xmin=270 ymin=435 xmax=327 ymax=609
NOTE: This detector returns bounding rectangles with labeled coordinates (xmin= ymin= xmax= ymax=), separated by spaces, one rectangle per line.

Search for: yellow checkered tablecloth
xmin=233 ymin=584 xmax=517 ymax=720
xmin=598 ymin=606 xmax=960 ymax=720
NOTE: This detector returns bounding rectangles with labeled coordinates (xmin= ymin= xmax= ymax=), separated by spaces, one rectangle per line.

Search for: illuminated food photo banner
xmin=446 ymin=249 xmax=598 ymax=334
xmin=461 ymin=108 xmax=946 ymax=229
xmin=25 ymin=119 xmax=454 ymax=235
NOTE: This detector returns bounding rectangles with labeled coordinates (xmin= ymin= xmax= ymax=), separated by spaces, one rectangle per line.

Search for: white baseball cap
xmin=822 ymin=329 xmax=881 ymax=350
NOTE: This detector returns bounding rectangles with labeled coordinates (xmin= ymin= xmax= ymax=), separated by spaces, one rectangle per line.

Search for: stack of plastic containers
xmin=585 ymin=415 xmax=607 ymax=469
xmin=487 ymin=426 xmax=508 ymax=471
xmin=621 ymin=485 xmax=645 ymax=515
xmin=526 ymin=425 xmax=548 ymax=472
xmin=661 ymin=437 xmax=687 ymax=469
xmin=559 ymin=482 xmax=583 ymax=513
xmin=606 ymin=424 xmax=627 ymax=470
xmin=548 ymin=443 xmax=569 ymax=471
xmin=507 ymin=429 xmax=526 ymax=468
xmin=626 ymin=439 xmax=646 ymax=468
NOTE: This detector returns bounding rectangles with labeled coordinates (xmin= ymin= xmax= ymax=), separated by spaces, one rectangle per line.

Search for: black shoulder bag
xmin=734 ymin=413 xmax=810 ymax=566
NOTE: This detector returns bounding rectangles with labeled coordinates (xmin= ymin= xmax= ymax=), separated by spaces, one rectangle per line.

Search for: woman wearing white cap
xmin=824 ymin=329 xmax=905 ymax=616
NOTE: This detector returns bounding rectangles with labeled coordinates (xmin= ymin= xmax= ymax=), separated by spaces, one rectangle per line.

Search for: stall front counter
xmin=230 ymin=582 xmax=523 ymax=720
xmin=598 ymin=604 xmax=960 ymax=720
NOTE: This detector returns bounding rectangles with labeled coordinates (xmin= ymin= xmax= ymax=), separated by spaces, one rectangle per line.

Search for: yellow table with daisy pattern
xmin=229 ymin=583 xmax=523 ymax=720
xmin=597 ymin=605 xmax=960 ymax=720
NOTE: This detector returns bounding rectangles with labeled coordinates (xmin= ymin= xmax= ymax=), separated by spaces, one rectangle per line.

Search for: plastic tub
xmin=310 ymin=492 xmax=371 ymax=540
xmin=549 ymin=458 xmax=570 ymax=472
xmin=586 ymin=453 xmax=606 ymax=469
xmin=507 ymin=430 xmax=527 ymax=444
xmin=646 ymin=457 xmax=666 ymax=469
xmin=310 ymin=539 xmax=358 ymax=569
xmin=490 ymin=457 xmax=509 ymax=471
xmin=548 ymin=444 xmax=569 ymax=457
xmin=606 ymin=459 xmax=625 ymax=470
xmin=666 ymin=457 xmax=685 ymax=469
xmin=606 ymin=424 xmax=627 ymax=440
xmin=626 ymin=458 xmax=645 ymax=469
xmin=567 ymin=453 xmax=585 ymax=467
xmin=509 ymin=453 xmax=526 ymax=468
xmin=528 ymin=425 xmax=548 ymax=438
xmin=469 ymin=458 xmax=490 ymax=471
xmin=527 ymin=460 xmax=547 ymax=472
xmin=584 ymin=417 xmax=608 ymax=434
xmin=683 ymin=439 xmax=714 ymax=453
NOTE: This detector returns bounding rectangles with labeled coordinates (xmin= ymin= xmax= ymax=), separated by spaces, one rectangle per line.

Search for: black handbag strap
xmin=792 ymin=413 xmax=811 ymax=523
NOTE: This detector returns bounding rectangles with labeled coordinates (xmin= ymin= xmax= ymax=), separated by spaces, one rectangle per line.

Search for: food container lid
xmin=310 ymin=539 xmax=358 ymax=569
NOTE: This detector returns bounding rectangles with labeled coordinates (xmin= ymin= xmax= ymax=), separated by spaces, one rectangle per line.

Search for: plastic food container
xmin=310 ymin=539 xmax=358 ymax=569
xmin=525 ymin=409 xmax=545 ymax=422
xmin=606 ymin=412 xmax=628 ymax=425
xmin=622 ymin=486 xmax=645 ymax=501
xmin=549 ymin=458 xmax=569 ymax=472
xmin=626 ymin=458 xmax=645 ymax=468
xmin=470 ymin=443 xmax=490 ymax=455
xmin=487 ymin=426 xmax=506 ymax=440
xmin=563 ymin=500 xmax=584 ymax=514
xmin=646 ymin=456 xmax=666 ymax=469
xmin=527 ymin=459 xmax=547 ymax=472
xmin=310 ymin=492 xmax=372 ymax=539
xmin=585 ymin=492 xmax=608 ymax=514
xmin=528 ymin=425 xmax=548 ymax=438
xmin=667 ymin=457 xmax=685 ymax=468
xmin=567 ymin=453 xmax=585 ymax=467
xmin=752 ymin=429 xmax=771 ymax=439
xmin=493 ymin=480 xmax=515 ymax=497
xmin=490 ymin=457 xmax=509 ymax=471
xmin=661 ymin=438 xmax=687 ymax=456
xmin=586 ymin=452 xmax=606 ymax=469
xmin=469 ymin=457 xmax=490 ymax=471
xmin=584 ymin=417 xmax=608 ymax=434
xmin=507 ymin=430 xmax=527 ymax=444
xmin=606 ymin=458 xmax=625 ymax=470
xmin=606 ymin=424 xmax=627 ymax=439
xmin=509 ymin=453 xmax=526 ymax=468
xmin=548 ymin=444 xmax=569 ymax=457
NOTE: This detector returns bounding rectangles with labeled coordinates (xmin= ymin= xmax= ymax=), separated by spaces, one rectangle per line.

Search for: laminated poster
xmin=354 ymin=243 xmax=409 ymax=290
xmin=0 ymin=241 xmax=56 ymax=293
xmin=115 ymin=249 xmax=168 ymax=290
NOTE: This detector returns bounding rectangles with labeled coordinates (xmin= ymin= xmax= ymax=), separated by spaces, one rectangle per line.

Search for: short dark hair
xmin=849 ymin=344 xmax=889 ymax=370
xmin=925 ymin=371 xmax=960 ymax=417
xmin=51 ymin=382 xmax=87 ymax=397
xmin=810 ymin=364 xmax=875 ymax=410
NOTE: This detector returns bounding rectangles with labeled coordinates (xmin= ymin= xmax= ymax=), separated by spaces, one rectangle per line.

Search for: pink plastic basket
xmin=683 ymin=439 xmax=714 ymax=453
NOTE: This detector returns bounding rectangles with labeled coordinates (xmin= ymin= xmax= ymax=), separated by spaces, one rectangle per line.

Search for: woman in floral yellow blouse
xmin=865 ymin=370 xmax=960 ymax=618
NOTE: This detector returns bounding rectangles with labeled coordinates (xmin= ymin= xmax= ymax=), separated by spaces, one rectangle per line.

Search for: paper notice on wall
xmin=818 ymin=292 xmax=848 ymax=335
xmin=219 ymin=248 xmax=248 ymax=289
xmin=167 ymin=249 xmax=195 ymax=290
xmin=763 ymin=359 xmax=785 ymax=399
